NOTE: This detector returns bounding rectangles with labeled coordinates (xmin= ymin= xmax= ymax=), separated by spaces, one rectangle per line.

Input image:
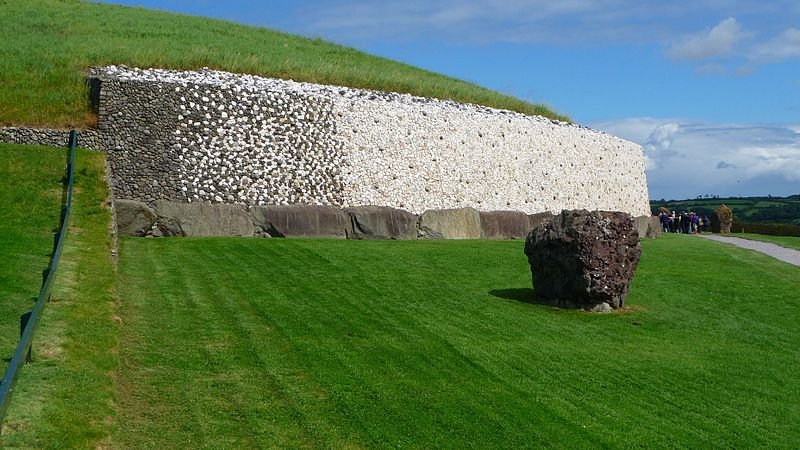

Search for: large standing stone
xmin=524 ymin=210 xmax=641 ymax=311
xmin=479 ymin=210 xmax=531 ymax=239
xmin=115 ymin=199 xmax=156 ymax=236
xmin=153 ymin=201 xmax=254 ymax=237
xmin=711 ymin=205 xmax=733 ymax=234
xmin=346 ymin=206 xmax=418 ymax=240
xmin=418 ymin=208 xmax=482 ymax=239
xmin=251 ymin=205 xmax=349 ymax=238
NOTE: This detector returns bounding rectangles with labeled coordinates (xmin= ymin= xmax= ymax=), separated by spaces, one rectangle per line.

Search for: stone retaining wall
xmin=116 ymin=199 xmax=658 ymax=241
xmin=0 ymin=127 xmax=104 ymax=150
xmin=2 ymin=66 xmax=651 ymax=218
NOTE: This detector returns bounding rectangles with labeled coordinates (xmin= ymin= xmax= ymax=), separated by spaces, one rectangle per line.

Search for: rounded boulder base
xmin=524 ymin=209 xmax=641 ymax=310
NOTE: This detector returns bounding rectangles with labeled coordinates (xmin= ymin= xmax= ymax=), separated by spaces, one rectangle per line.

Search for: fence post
xmin=19 ymin=313 xmax=32 ymax=364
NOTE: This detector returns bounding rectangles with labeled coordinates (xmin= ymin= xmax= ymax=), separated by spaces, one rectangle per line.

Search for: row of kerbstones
xmin=116 ymin=198 xmax=661 ymax=240
xmin=115 ymin=199 xmax=558 ymax=239
xmin=90 ymin=66 xmax=651 ymax=217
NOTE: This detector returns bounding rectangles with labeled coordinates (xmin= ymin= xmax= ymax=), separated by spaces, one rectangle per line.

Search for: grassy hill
xmin=651 ymin=195 xmax=800 ymax=225
xmin=0 ymin=0 xmax=567 ymax=128
xmin=3 ymin=144 xmax=800 ymax=447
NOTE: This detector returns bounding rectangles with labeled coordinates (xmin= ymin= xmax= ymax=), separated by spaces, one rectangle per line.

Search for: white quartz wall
xmin=335 ymin=98 xmax=649 ymax=215
xmin=90 ymin=66 xmax=651 ymax=216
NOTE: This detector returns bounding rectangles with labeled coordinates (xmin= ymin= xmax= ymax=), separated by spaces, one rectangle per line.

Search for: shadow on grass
xmin=488 ymin=288 xmax=554 ymax=307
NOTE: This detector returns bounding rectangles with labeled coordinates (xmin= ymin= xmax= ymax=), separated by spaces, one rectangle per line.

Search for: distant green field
xmin=651 ymin=195 xmax=800 ymax=226
xmin=0 ymin=0 xmax=566 ymax=128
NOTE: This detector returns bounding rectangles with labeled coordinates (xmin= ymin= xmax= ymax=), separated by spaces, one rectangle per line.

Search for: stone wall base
xmin=115 ymin=200 xmax=658 ymax=241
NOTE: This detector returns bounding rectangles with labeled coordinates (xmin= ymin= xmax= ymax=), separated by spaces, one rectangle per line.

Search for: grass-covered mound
xmin=0 ymin=0 xmax=567 ymax=128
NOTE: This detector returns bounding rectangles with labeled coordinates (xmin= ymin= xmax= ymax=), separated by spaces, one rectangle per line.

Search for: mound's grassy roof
xmin=0 ymin=0 xmax=568 ymax=128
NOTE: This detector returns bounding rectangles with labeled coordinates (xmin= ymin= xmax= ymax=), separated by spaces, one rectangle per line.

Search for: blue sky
xmin=95 ymin=0 xmax=799 ymax=200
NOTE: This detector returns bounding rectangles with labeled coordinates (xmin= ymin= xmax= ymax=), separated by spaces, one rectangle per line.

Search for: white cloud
xmin=694 ymin=63 xmax=727 ymax=75
xmin=667 ymin=17 xmax=746 ymax=61
xmin=750 ymin=28 xmax=800 ymax=62
xmin=291 ymin=1 xmax=799 ymax=46
xmin=592 ymin=119 xmax=800 ymax=199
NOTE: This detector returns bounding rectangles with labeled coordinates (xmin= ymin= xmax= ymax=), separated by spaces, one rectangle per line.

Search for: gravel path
xmin=697 ymin=234 xmax=800 ymax=267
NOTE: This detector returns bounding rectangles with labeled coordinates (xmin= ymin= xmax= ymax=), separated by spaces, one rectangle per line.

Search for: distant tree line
xmin=649 ymin=194 xmax=800 ymax=226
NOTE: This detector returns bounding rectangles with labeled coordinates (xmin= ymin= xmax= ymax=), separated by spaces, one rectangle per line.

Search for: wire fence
xmin=0 ymin=130 xmax=78 ymax=433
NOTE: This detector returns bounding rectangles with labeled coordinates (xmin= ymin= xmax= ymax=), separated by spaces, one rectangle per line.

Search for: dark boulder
xmin=479 ymin=210 xmax=530 ymax=239
xmin=346 ymin=206 xmax=418 ymax=240
xmin=251 ymin=205 xmax=349 ymax=238
xmin=524 ymin=210 xmax=641 ymax=311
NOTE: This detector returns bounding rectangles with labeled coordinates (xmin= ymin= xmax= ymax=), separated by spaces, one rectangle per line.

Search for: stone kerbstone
xmin=345 ymin=206 xmax=418 ymax=240
xmin=251 ymin=205 xmax=349 ymax=238
xmin=115 ymin=199 xmax=156 ymax=236
xmin=523 ymin=209 xmax=641 ymax=311
xmin=634 ymin=215 xmax=662 ymax=239
xmin=153 ymin=200 xmax=253 ymax=237
xmin=479 ymin=210 xmax=530 ymax=239
xmin=647 ymin=215 xmax=662 ymax=239
xmin=418 ymin=207 xmax=482 ymax=240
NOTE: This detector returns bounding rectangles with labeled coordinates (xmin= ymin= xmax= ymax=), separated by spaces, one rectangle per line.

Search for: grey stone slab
xmin=418 ymin=208 xmax=481 ymax=240
xmin=346 ymin=206 xmax=418 ymax=240
xmin=251 ymin=205 xmax=349 ymax=239
xmin=153 ymin=200 xmax=253 ymax=237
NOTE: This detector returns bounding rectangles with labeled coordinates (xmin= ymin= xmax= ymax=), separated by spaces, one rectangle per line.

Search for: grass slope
xmin=0 ymin=0 xmax=566 ymax=128
xmin=0 ymin=145 xmax=64 ymax=367
xmin=113 ymin=235 xmax=800 ymax=448
xmin=0 ymin=144 xmax=117 ymax=448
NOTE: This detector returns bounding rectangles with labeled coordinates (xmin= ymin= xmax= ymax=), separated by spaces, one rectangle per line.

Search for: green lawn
xmin=0 ymin=144 xmax=63 ymax=368
xmin=0 ymin=0 xmax=566 ymax=128
xmin=0 ymin=144 xmax=117 ymax=448
xmin=110 ymin=234 xmax=800 ymax=448
xmin=735 ymin=233 xmax=800 ymax=251
xmin=3 ymin=146 xmax=799 ymax=447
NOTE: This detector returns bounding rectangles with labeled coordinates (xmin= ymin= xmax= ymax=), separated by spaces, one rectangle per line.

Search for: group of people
xmin=659 ymin=211 xmax=709 ymax=234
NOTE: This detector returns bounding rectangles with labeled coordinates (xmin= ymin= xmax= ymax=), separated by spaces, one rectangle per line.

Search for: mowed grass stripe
xmin=0 ymin=146 xmax=118 ymax=448
xmin=115 ymin=236 xmax=800 ymax=447
xmin=0 ymin=145 xmax=63 ymax=362
xmin=116 ymin=240 xmax=355 ymax=447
